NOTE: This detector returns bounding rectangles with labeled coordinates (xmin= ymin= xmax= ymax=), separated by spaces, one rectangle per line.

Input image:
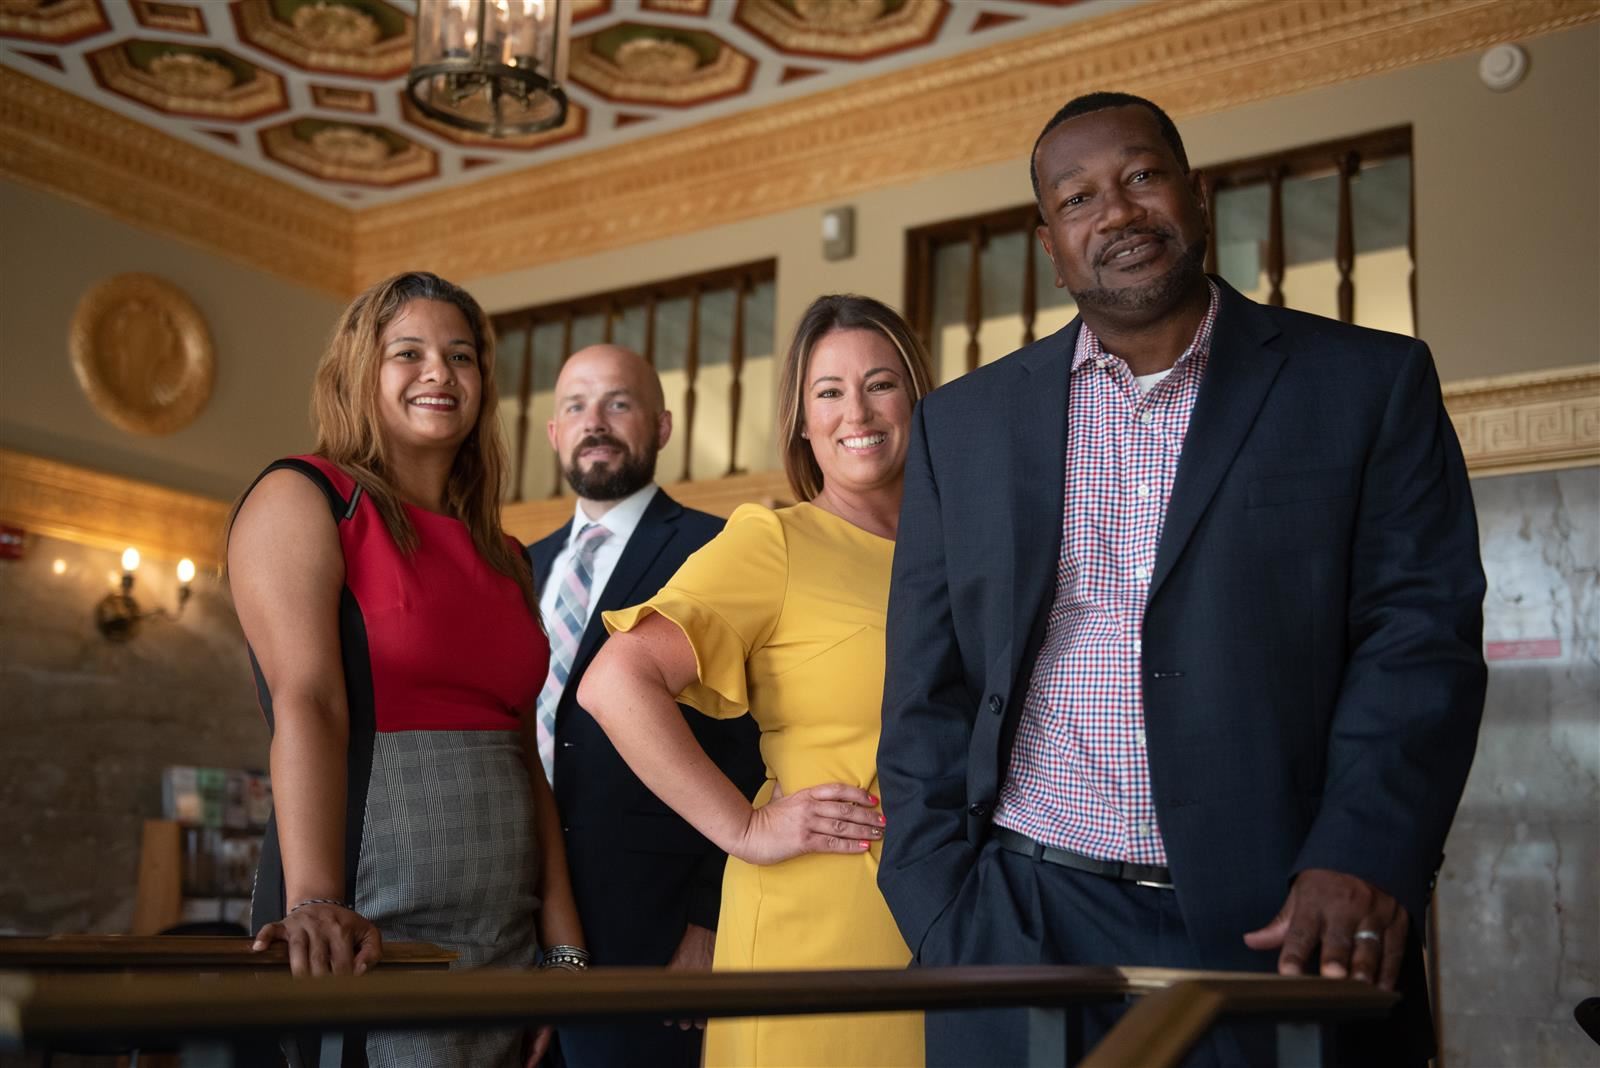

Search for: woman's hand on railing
xmin=252 ymin=903 xmax=383 ymax=977
xmin=731 ymin=781 xmax=884 ymax=865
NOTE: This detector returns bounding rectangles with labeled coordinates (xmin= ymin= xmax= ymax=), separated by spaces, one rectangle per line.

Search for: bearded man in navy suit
xmin=877 ymin=92 xmax=1486 ymax=1066
xmin=529 ymin=344 xmax=762 ymax=1068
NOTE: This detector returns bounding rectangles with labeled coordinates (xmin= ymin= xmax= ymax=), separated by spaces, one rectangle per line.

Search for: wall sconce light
xmin=97 ymin=547 xmax=195 ymax=641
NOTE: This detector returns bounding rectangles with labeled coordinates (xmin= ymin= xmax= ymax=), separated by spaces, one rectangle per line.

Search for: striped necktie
xmin=536 ymin=521 xmax=612 ymax=782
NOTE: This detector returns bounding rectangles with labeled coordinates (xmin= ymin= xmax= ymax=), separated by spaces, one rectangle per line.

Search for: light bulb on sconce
xmin=96 ymin=546 xmax=195 ymax=642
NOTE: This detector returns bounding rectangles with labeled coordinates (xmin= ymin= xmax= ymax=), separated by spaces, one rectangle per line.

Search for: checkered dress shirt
xmin=993 ymin=282 xmax=1219 ymax=865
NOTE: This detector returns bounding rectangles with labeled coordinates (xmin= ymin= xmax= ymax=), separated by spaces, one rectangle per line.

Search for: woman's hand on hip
xmin=733 ymin=781 xmax=884 ymax=866
xmin=252 ymin=903 xmax=383 ymax=977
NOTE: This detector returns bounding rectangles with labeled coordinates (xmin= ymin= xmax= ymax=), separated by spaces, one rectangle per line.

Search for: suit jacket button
xmin=968 ymin=802 xmax=991 ymax=818
xmin=988 ymin=695 xmax=1003 ymax=715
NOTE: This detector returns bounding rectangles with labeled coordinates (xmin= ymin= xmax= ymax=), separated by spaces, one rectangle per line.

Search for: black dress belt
xmin=993 ymin=826 xmax=1175 ymax=890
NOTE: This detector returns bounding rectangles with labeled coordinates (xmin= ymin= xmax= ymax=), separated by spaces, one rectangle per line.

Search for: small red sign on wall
xmin=0 ymin=525 xmax=24 ymax=560
xmin=1485 ymin=638 xmax=1562 ymax=661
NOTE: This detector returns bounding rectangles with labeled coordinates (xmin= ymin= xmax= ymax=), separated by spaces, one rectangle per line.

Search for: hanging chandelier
xmin=407 ymin=0 xmax=572 ymax=137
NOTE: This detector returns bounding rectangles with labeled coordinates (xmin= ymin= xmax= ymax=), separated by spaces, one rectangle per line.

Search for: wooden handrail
xmin=1081 ymin=981 xmax=1227 ymax=1068
xmin=0 ymin=965 xmax=1394 ymax=1047
xmin=0 ymin=935 xmax=455 ymax=972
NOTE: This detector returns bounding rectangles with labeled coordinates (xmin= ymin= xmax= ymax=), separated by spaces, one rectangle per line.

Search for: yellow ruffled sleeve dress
xmin=605 ymin=502 xmax=923 ymax=1068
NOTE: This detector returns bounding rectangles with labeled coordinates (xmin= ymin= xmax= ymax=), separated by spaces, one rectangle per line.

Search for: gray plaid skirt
xmin=356 ymin=730 xmax=540 ymax=1068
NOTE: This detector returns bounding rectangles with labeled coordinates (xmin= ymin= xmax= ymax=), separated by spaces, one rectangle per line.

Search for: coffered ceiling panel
xmin=0 ymin=0 xmax=1118 ymax=207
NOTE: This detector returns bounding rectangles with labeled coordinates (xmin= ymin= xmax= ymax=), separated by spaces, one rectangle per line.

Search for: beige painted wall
xmin=0 ymin=179 xmax=342 ymax=499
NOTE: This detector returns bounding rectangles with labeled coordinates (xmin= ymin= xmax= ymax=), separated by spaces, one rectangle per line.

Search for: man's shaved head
xmin=556 ymin=344 xmax=665 ymax=417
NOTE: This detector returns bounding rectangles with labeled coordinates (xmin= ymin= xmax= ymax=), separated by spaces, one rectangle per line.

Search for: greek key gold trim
xmin=1445 ymin=366 xmax=1600 ymax=478
xmin=4 ymin=0 xmax=1596 ymax=293
xmin=4 ymin=368 xmax=1593 ymax=566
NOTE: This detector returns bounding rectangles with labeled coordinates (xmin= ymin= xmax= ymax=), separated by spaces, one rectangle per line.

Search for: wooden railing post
xmin=549 ymin=311 xmax=573 ymax=499
xmin=1266 ymin=165 xmax=1286 ymax=308
xmin=643 ymin=292 xmax=658 ymax=368
xmin=964 ymin=224 xmax=984 ymax=374
xmin=1021 ymin=225 xmax=1038 ymax=347
xmin=1335 ymin=150 xmax=1359 ymax=324
xmin=726 ymin=275 xmax=748 ymax=477
xmin=1201 ymin=170 xmax=1219 ymax=277
xmin=680 ymin=285 xmax=702 ymax=482
xmin=513 ymin=320 xmax=534 ymax=503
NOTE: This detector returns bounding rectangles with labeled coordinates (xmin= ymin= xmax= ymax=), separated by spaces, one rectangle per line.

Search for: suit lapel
xmin=569 ymin=488 xmax=681 ymax=677
xmin=1007 ymin=320 xmax=1077 ymax=691
xmin=528 ymin=519 xmax=572 ymax=589
xmin=1147 ymin=281 xmax=1285 ymax=602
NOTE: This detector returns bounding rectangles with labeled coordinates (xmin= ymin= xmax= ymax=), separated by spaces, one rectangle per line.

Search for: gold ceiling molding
xmin=2 ymin=0 xmax=1597 ymax=291
xmin=350 ymin=0 xmax=1600 ymax=285
xmin=1444 ymin=366 xmax=1600 ymax=478
xmin=3 ymin=367 xmax=1593 ymax=567
xmin=0 ymin=449 xmax=232 ymax=568
xmin=0 ymin=66 xmax=353 ymax=295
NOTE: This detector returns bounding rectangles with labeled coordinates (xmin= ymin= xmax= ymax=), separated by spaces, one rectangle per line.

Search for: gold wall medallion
xmin=68 ymin=273 xmax=216 ymax=436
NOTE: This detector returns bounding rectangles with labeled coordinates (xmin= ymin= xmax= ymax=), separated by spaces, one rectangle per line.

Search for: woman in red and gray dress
xmin=229 ymin=271 xmax=584 ymax=1067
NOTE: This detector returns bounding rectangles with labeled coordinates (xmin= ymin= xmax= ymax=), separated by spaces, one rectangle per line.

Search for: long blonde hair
xmin=310 ymin=271 xmax=535 ymax=611
xmin=777 ymin=294 xmax=935 ymax=502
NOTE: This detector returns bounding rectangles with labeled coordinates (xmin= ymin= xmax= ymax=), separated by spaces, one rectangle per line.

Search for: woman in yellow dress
xmin=579 ymin=294 xmax=935 ymax=1067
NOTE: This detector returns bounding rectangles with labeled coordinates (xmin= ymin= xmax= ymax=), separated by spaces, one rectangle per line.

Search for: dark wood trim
xmin=490 ymin=259 xmax=775 ymax=332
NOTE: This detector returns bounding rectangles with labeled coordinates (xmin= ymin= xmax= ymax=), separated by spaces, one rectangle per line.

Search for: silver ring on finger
xmin=1353 ymin=929 xmax=1382 ymax=943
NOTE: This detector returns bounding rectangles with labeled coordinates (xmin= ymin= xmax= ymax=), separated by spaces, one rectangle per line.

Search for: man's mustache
xmin=1095 ymin=226 xmax=1174 ymax=267
xmin=572 ymin=434 xmax=629 ymax=462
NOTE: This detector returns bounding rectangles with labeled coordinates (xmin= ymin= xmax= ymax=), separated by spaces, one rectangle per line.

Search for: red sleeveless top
xmin=291 ymin=455 xmax=546 ymax=733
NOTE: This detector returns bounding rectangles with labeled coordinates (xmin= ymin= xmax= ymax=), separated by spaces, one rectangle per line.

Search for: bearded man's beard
xmin=563 ymin=434 xmax=658 ymax=501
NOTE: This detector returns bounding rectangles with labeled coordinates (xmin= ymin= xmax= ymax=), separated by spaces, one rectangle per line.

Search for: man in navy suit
xmin=529 ymin=344 xmax=762 ymax=1068
xmin=877 ymin=93 xmax=1486 ymax=1066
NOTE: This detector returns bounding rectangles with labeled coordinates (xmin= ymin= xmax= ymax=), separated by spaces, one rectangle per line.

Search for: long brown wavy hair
xmin=777 ymin=294 xmax=935 ymax=502
xmin=310 ymin=271 xmax=535 ymax=611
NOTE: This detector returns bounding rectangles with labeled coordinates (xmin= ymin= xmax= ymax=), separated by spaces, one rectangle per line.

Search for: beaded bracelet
xmin=288 ymin=898 xmax=351 ymax=915
xmin=539 ymin=945 xmax=590 ymax=971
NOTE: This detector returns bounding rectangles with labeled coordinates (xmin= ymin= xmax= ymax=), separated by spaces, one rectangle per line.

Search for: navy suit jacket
xmin=530 ymin=488 xmax=763 ymax=963
xmin=878 ymin=279 xmax=1486 ymax=980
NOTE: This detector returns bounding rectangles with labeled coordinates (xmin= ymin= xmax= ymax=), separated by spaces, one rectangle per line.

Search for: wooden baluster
xmin=602 ymin=299 xmax=616 ymax=344
xmin=1336 ymin=151 xmax=1358 ymax=324
xmin=679 ymin=286 xmax=701 ymax=483
xmin=1266 ymin=165 xmax=1286 ymax=308
xmin=512 ymin=320 xmax=534 ymax=503
xmin=1408 ymin=158 xmax=1418 ymax=336
xmin=549 ymin=311 xmax=573 ymax=498
xmin=964 ymin=224 xmax=983 ymax=374
xmin=643 ymin=293 xmax=657 ymax=367
xmin=725 ymin=276 xmax=748 ymax=477
xmin=1021 ymin=221 xmax=1038 ymax=347
xmin=1202 ymin=172 xmax=1219 ymax=276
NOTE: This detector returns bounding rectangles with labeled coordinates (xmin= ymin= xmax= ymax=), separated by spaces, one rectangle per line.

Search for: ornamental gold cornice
xmin=1444 ymin=366 xmax=1600 ymax=477
xmin=0 ymin=66 xmax=352 ymax=295
xmin=352 ymin=0 xmax=1600 ymax=284
xmin=0 ymin=448 xmax=232 ymax=568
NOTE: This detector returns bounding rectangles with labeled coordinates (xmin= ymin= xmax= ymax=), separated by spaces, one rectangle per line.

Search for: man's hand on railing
xmin=251 ymin=903 xmax=384 ymax=977
xmin=731 ymin=780 xmax=884 ymax=866
xmin=1242 ymin=868 xmax=1408 ymax=990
